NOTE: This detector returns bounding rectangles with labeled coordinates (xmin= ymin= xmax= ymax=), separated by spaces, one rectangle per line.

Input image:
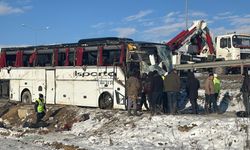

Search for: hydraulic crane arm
xmin=166 ymin=20 xmax=215 ymax=55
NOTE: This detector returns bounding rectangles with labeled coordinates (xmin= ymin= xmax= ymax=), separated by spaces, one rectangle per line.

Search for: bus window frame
xmin=101 ymin=45 xmax=123 ymax=66
xmin=36 ymin=49 xmax=53 ymax=67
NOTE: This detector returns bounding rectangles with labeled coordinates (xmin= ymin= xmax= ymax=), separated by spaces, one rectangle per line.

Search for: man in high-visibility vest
xmin=213 ymin=74 xmax=221 ymax=101
xmin=34 ymin=94 xmax=46 ymax=124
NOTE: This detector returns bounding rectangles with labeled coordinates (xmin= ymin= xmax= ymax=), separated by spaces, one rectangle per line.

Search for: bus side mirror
xmin=7 ymin=66 xmax=12 ymax=74
xmin=82 ymin=65 xmax=87 ymax=71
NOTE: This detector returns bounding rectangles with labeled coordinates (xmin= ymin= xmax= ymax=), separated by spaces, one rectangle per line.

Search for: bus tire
xmin=21 ymin=90 xmax=32 ymax=104
xmin=99 ymin=92 xmax=113 ymax=109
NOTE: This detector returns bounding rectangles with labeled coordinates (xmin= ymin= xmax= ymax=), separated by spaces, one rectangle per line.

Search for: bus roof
xmin=1 ymin=37 xmax=134 ymax=51
xmin=1 ymin=37 xmax=168 ymax=52
xmin=135 ymin=41 xmax=165 ymax=46
xmin=1 ymin=43 xmax=78 ymax=51
xmin=78 ymin=37 xmax=133 ymax=46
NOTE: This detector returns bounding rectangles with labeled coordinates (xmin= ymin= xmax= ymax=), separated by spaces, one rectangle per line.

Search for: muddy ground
xmin=0 ymin=102 xmax=91 ymax=150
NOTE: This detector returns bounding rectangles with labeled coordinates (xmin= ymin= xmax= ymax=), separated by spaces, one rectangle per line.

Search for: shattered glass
xmin=140 ymin=44 xmax=172 ymax=75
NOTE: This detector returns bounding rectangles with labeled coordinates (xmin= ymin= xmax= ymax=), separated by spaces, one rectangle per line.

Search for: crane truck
xmin=167 ymin=20 xmax=250 ymax=74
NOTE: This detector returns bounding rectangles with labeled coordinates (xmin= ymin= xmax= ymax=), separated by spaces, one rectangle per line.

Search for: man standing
xmin=150 ymin=70 xmax=164 ymax=115
xmin=204 ymin=73 xmax=217 ymax=113
xmin=146 ymin=71 xmax=154 ymax=111
xmin=34 ymin=94 xmax=46 ymax=124
xmin=186 ymin=72 xmax=200 ymax=114
xmin=139 ymin=73 xmax=150 ymax=111
xmin=164 ymin=69 xmax=180 ymax=114
xmin=241 ymin=72 xmax=250 ymax=115
xmin=213 ymin=74 xmax=221 ymax=101
xmin=126 ymin=70 xmax=141 ymax=116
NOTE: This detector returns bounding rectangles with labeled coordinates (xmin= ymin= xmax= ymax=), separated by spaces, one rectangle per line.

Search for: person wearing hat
xmin=204 ymin=73 xmax=217 ymax=113
xmin=241 ymin=72 xmax=250 ymax=115
xmin=34 ymin=94 xmax=46 ymax=124
xmin=213 ymin=74 xmax=221 ymax=102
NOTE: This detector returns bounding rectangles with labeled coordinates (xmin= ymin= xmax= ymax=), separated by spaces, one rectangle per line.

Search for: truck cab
xmin=215 ymin=33 xmax=250 ymax=60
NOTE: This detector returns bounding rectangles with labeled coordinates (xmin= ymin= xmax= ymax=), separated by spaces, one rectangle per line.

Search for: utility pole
xmin=185 ymin=0 xmax=189 ymax=29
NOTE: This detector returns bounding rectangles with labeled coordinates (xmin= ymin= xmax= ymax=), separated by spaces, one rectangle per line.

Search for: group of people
xmin=126 ymin=69 xmax=223 ymax=116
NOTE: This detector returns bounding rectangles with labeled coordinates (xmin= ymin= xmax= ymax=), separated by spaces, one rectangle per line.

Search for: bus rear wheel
xmin=21 ymin=90 xmax=32 ymax=104
xmin=99 ymin=92 xmax=113 ymax=109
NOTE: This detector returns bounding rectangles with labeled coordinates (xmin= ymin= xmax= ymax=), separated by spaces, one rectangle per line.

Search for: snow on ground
xmin=0 ymin=134 xmax=51 ymax=150
xmin=1 ymin=105 xmax=250 ymax=150
xmin=4 ymin=110 xmax=249 ymax=150
xmin=0 ymin=75 xmax=250 ymax=150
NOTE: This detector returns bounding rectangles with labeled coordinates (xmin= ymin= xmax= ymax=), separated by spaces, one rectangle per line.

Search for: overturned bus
xmin=0 ymin=37 xmax=172 ymax=109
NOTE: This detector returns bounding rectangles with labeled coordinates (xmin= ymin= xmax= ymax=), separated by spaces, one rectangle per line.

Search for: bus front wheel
xmin=99 ymin=92 xmax=113 ymax=109
xmin=21 ymin=90 xmax=32 ymax=104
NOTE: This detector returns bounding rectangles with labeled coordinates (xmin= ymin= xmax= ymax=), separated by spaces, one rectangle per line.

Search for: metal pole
xmin=185 ymin=0 xmax=188 ymax=29
xmin=241 ymin=64 xmax=244 ymax=74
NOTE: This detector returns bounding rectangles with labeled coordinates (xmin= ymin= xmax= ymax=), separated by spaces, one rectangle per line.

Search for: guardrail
xmin=174 ymin=59 xmax=250 ymax=73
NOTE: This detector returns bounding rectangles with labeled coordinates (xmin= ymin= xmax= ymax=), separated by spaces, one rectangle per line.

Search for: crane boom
xmin=166 ymin=20 xmax=215 ymax=55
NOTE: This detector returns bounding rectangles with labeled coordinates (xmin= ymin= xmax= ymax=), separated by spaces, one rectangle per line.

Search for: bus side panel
xmin=0 ymin=69 xmax=9 ymax=80
xmin=32 ymin=69 xmax=46 ymax=103
xmin=56 ymin=81 xmax=74 ymax=105
xmin=32 ymin=80 xmax=46 ymax=102
xmin=73 ymin=80 xmax=97 ymax=107
xmin=19 ymin=70 xmax=34 ymax=102
xmin=10 ymin=80 xmax=20 ymax=101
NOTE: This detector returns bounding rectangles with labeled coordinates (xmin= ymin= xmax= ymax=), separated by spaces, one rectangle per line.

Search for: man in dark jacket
xmin=146 ymin=71 xmax=154 ymax=111
xmin=150 ymin=70 xmax=164 ymax=115
xmin=139 ymin=73 xmax=150 ymax=111
xmin=126 ymin=70 xmax=141 ymax=116
xmin=241 ymin=72 xmax=250 ymax=115
xmin=164 ymin=69 xmax=180 ymax=114
xmin=186 ymin=72 xmax=200 ymax=114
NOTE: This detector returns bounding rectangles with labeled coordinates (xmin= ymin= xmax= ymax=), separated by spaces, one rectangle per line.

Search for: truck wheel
xmin=21 ymin=90 xmax=32 ymax=104
xmin=214 ymin=67 xmax=227 ymax=75
xmin=99 ymin=92 xmax=113 ymax=109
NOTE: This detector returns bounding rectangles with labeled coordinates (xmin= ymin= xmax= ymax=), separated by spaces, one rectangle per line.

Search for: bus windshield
xmin=140 ymin=44 xmax=172 ymax=75
xmin=233 ymin=35 xmax=250 ymax=48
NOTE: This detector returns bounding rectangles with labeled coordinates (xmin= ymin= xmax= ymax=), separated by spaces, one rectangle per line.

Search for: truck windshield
xmin=233 ymin=35 xmax=250 ymax=48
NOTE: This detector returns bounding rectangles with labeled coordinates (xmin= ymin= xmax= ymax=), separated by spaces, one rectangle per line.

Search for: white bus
xmin=0 ymin=37 xmax=172 ymax=109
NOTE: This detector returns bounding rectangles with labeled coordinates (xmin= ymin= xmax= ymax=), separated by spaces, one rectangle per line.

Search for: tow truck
xmin=166 ymin=20 xmax=250 ymax=74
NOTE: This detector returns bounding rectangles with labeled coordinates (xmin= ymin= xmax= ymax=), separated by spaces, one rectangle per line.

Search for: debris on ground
xmin=178 ymin=124 xmax=198 ymax=132
xmin=0 ymin=103 xmax=90 ymax=131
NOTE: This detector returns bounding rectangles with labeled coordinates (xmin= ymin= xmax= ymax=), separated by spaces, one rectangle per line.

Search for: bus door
xmin=113 ymin=66 xmax=126 ymax=107
xmin=45 ymin=69 xmax=55 ymax=104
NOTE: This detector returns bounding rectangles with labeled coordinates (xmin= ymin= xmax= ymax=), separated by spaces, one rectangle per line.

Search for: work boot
xmin=128 ymin=110 xmax=132 ymax=116
xmin=133 ymin=109 xmax=140 ymax=116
